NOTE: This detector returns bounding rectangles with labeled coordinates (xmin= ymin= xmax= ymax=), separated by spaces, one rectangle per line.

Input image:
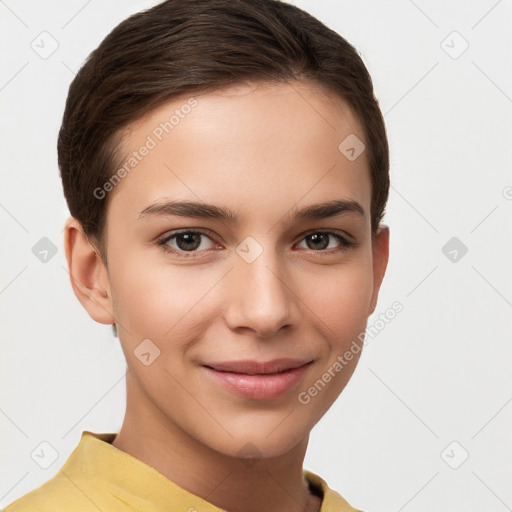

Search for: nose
xmin=223 ymin=246 xmax=300 ymax=338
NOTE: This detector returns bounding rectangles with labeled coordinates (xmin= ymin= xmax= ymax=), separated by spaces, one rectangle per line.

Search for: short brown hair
xmin=58 ymin=0 xmax=389 ymax=262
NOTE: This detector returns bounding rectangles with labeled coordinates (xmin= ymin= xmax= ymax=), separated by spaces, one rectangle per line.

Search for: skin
xmin=64 ymin=80 xmax=389 ymax=512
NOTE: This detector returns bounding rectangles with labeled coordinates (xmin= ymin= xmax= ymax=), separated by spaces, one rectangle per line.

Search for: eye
xmin=156 ymin=229 xmax=356 ymax=259
xmin=295 ymin=231 xmax=355 ymax=253
xmin=156 ymin=230 xmax=219 ymax=257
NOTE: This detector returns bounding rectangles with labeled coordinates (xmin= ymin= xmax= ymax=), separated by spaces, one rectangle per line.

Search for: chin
xmin=203 ymin=424 xmax=310 ymax=463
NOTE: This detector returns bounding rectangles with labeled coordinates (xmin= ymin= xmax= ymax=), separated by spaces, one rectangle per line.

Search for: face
xmin=88 ymin=81 xmax=388 ymax=458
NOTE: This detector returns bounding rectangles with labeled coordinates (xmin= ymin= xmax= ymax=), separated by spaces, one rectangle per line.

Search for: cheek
xmin=110 ymin=258 xmax=223 ymax=344
xmin=109 ymin=265 xmax=215 ymax=396
xmin=110 ymin=247 xmax=373 ymax=343
xmin=300 ymin=259 xmax=374 ymax=339
xmin=296 ymin=263 xmax=372 ymax=412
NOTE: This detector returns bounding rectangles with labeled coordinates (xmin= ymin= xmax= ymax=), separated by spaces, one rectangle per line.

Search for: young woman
xmin=4 ymin=1 xmax=389 ymax=510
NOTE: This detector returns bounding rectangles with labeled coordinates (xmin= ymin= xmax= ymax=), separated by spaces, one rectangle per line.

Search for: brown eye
xmin=156 ymin=230 xmax=218 ymax=257
xmin=296 ymin=231 xmax=355 ymax=252
xmin=174 ymin=232 xmax=202 ymax=251
xmin=305 ymin=233 xmax=330 ymax=250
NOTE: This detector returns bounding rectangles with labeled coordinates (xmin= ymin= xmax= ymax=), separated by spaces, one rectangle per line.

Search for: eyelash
xmin=155 ymin=229 xmax=356 ymax=258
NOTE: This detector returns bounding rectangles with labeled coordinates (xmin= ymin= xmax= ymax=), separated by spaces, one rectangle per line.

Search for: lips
xmin=201 ymin=358 xmax=314 ymax=400
xmin=203 ymin=358 xmax=313 ymax=375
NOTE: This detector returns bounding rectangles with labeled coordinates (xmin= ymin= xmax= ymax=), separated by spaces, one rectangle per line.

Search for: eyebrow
xmin=138 ymin=199 xmax=365 ymax=223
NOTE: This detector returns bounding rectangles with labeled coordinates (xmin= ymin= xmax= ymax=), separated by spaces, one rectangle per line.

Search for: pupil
xmin=307 ymin=233 xmax=328 ymax=250
xmin=177 ymin=233 xmax=201 ymax=251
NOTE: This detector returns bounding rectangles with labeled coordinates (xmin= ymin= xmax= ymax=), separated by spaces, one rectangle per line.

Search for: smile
xmin=202 ymin=359 xmax=313 ymax=400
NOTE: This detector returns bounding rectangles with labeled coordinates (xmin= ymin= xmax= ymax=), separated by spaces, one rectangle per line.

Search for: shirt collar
xmin=62 ymin=430 xmax=358 ymax=512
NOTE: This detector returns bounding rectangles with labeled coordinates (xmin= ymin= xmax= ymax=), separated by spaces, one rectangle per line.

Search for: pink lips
xmin=202 ymin=358 xmax=313 ymax=400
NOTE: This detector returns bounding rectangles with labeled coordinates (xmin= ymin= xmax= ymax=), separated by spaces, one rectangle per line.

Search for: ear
xmin=63 ymin=217 xmax=115 ymax=325
xmin=369 ymin=225 xmax=390 ymax=315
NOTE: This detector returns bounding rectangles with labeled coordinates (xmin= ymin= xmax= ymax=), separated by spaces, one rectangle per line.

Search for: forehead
xmin=106 ymin=80 xmax=370 ymax=227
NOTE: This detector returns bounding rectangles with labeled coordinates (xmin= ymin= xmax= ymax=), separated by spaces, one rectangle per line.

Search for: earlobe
xmin=369 ymin=225 xmax=390 ymax=315
xmin=63 ymin=217 xmax=115 ymax=325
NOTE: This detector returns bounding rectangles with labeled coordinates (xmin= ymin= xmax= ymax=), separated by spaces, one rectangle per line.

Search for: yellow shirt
xmin=3 ymin=431 xmax=361 ymax=512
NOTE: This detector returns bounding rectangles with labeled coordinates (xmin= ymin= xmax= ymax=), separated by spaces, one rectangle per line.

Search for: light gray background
xmin=1 ymin=1 xmax=511 ymax=511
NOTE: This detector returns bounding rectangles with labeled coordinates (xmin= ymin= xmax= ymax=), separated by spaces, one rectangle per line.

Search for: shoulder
xmin=3 ymin=431 xmax=126 ymax=512
xmin=2 ymin=472 xmax=96 ymax=512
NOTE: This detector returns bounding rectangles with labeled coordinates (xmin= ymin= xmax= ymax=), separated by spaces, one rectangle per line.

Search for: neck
xmin=111 ymin=370 xmax=321 ymax=512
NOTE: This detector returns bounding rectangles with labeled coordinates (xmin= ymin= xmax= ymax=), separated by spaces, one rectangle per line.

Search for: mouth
xmin=201 ymin=358 xmax=314 ymax=400
xmin=203 ymin=358 xmax=313 ymax=375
